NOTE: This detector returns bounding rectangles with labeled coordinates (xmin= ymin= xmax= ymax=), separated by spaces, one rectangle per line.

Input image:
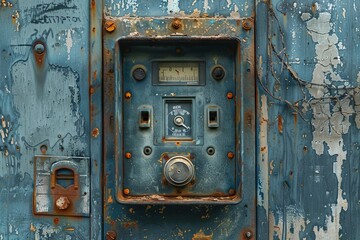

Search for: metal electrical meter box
xmin=112 ymin=38 xmax=241 ymax=204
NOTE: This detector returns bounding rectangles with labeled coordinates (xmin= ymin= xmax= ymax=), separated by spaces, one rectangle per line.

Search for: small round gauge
xmin=166 ymin=101 xmax=192 ymax=139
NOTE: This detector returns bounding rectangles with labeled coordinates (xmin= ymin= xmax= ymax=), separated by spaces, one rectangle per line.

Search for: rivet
xmin=171 ymin=18 xmax=182 ymax=30
xmin=104 ymin=20 xmax=116 ymax=33
xmin=125 ymin=152 xmax=132 ymax=159
xmin=227 ymin=152 xmax=234 ymax=159
xmin=227 ymin=92 xmax=234 ymax=99
xmin=242 ymin=19 xmax=252 ymax=31
xmin=125 ymin=92 xmax=132 ymax=99
xmin=123 ymin=188 xmax=130 ymax=195
xmin=245 ymin=231 xmax=252 ymax=239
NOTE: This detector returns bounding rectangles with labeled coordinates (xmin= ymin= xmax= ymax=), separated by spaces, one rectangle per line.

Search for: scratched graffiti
xmin=23 ymin=0 xmax=80 ymax=25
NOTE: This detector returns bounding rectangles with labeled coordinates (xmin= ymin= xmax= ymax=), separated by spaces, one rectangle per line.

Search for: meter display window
xmin=153 ymin=61 xmax=206 ymax=85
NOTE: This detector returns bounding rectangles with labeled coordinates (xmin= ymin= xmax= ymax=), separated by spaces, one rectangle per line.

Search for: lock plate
xmin=33 ymin=155 xmax=90 ymax=217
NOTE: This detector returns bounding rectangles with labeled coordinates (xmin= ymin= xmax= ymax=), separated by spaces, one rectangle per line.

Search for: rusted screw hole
xmin=40 ymin=144 xmax=48 ymax=154
xmin=143 ymin=146 xmax=152 ymax=155
xmin=206 ymin=147 xmax=215 ymax=155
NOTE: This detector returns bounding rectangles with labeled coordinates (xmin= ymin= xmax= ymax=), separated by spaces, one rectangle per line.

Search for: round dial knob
xmin=164 ymin=156 xmax=195 ymax=187
xmin=212 ymin=66 xmax=225 ymax=80
xmin=132 ymin=67 xmax=146 ymax=81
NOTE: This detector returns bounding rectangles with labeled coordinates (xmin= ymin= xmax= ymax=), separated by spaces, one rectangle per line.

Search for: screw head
xmin=106 ymin=231 xmax=117 ymax=240
xmin=104 ymin=20 xmax=116 ymax=33
xmin=55 ymin=196 xmax=70 ymax=210
xmin=123 ymin=188 xmax=130 ymax=195
xmin=227 ymin=92 xmax=234 ymax=99
xmin=171 ymin=18 xmax=182 ymax=30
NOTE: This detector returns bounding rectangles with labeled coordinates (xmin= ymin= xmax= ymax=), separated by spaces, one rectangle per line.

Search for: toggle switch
xmin=207 ymin=106 xmax=219 ymax=128
xmin=138 ymin=106 xmax=152 ymax=128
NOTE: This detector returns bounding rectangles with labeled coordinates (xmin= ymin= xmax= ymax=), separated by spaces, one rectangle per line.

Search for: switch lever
xmin=139 ymin=106 xmax=152 ymax=128
xmin=207 ymin=106 xmax=219 ymax=128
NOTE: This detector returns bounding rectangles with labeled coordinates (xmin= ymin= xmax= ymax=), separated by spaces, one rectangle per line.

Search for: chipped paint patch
xmin=258 ymin=95 xmax=269 ymax=215
xmin=65 ymin=29 xmax=73 ymax=60
xmin=304 ymin=12 xmax=355 ymax=237
xmin=167 ymin=0 xmax=180 ymax=14
xmin=269 ymin=207 xmax=306 ymax=239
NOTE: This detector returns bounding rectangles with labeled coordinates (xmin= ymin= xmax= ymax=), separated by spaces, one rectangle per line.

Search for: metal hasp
xmin=104 ymin=36 xmax=254 ymax=205
xmin=33 ymin=155 xmax=90 ymax=216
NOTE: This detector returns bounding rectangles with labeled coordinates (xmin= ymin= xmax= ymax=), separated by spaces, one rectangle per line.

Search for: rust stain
xmin=107 ymin=188 xmax=113 ymax=203
xmin=277 ymin=115 xmax=283 ymax=134
xmin=53 ymin=217 xmax=60 ymax=225
xmin=92 ymin=127 xmax=99 ymax=138
xmin=311 ymin=3 xmax=317 ymax=13
xmin=192 ymin=230 xmax=213 ymax=240
xmin=93 ymin=70 xmax=97 ymax=81
xmin=122 ymin=221 xmax=138 ymax=228
xmin=30 ymin=223 xmax=36 ymax=232
xmin=260 ymin=146 xmax=266 ymax=152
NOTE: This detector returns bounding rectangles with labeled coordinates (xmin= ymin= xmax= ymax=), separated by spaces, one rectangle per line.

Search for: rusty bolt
xmin=245 ymin=231 xmax=252 ymax=239
xmin=55 ymin=196 xmax=70 ymax=210
xmin=106 ymin=231 xmax=117 ymax=240
xmin=34 ymin=42 xmax=45 ymax=54
xmin=242 ymin=19 xmax=252 ymax=31
xmin=92 ymin=128 xmax=100 ymax=138
xmin=227 ymin=92 xmax=233 ymax=99
xmin=123 ymin=188 xmax=130 ymax=195
xmin=125 ymin=152 xmax=132 ymax=159
xmin=171 ymin=18 xmax=182 ymax=30
xmin=104 ymin=20 xmax=116 ymax=33
xmin=227 ymin=152 xmax=234 ymax=159
xmin=228 ymin=189 xmax=235 ymax=195
xmin=125 ymin=91 xmax=132 ymax=99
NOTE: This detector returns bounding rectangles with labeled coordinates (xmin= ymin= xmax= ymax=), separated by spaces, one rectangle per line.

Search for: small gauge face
xmin=159 ymin=62 xmax=199 ymax=83
xmin=165 ymin=101 xmax=192 ymax=139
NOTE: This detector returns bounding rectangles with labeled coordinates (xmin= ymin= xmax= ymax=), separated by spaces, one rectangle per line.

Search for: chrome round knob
xmin=164 ymin=156 xmax=195 ymax=187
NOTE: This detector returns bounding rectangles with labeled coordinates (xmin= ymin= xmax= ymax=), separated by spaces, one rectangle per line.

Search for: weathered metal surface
xmin=0 ymin=0 xmax=90 ymax=239
xmin=1 ymin=0 xmax=359 ymax=239
xmin=256 ymin=0 xmax=360 ymax=239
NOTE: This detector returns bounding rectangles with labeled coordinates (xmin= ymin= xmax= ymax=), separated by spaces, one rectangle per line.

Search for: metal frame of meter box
xmin=103 ymin=19 xmax=255 ymax=205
